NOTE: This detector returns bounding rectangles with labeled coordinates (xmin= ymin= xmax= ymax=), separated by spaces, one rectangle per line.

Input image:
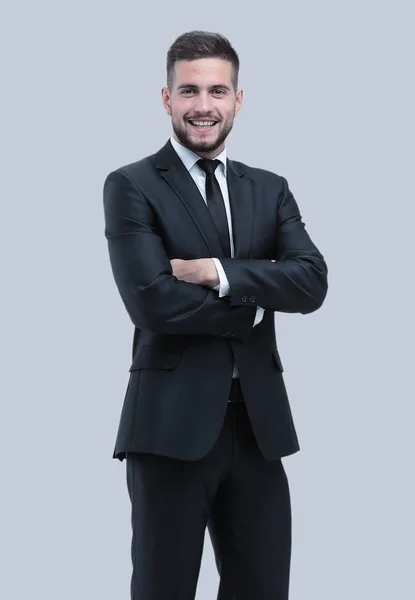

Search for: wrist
xmin=203 ymin=259 xmax=219 ymax=287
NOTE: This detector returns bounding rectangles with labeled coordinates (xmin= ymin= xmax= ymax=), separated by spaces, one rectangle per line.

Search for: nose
xmin=194 ymin=91 xmax=214 ymax=115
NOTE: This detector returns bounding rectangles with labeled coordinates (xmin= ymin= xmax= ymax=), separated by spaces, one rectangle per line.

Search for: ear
xmin=161 ymin=87 xmax=172 ymax=116
xmin=235 ymin=88 xmax=243 ymax=115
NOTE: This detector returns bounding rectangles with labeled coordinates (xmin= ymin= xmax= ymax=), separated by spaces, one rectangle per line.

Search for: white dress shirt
xmin=170 ymin=136 xmax=265 ymax=378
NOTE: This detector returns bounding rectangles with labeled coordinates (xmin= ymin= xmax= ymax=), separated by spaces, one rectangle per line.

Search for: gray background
xmin=1 ymin=0 xmax=414 ymax=598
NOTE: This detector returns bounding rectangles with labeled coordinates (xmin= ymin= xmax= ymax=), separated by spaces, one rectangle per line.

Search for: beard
xmin=171 ymin=115 xmax=234 ymax=155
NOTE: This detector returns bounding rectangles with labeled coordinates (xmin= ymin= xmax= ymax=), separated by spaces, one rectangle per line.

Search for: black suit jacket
xmin=103 ymin=139 xmax=328 ymax=462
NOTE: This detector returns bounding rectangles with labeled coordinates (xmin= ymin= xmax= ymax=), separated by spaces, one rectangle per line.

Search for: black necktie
xmin=197 ymin=159 xmax=231 ymax=257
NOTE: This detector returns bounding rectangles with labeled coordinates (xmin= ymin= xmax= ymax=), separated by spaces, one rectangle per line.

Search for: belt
xmin=228 ymin=378 xmax=245 ymax=403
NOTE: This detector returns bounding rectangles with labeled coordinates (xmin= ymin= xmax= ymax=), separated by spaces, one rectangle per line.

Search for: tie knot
xmin=197 ymin=158 xmax=221 ymax=176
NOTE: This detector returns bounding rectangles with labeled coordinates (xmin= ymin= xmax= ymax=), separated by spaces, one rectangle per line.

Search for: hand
xmin=170 ymin=258 xmax=220 ymax=287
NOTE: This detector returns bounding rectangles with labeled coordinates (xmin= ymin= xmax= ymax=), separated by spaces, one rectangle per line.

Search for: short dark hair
xmin=166 ymin=30 xmax=240 ymax=91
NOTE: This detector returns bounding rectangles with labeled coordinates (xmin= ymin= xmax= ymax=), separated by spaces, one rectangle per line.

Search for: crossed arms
xmin=103 ymin=170 xmax=328 ymax=342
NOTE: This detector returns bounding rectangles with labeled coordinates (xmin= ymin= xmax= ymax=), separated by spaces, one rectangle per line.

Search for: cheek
xmin=177 ymin=108 xmax=191 ymax=122
xmin=170 ymin=100 xmax=186 ymax=117
xmin=171 ymin=108 xmax=184 ymax=121
xmin=219 ymin=113 xmax=232 ymax=126
xmin=221 ymin=105 xmax=235 ymax=119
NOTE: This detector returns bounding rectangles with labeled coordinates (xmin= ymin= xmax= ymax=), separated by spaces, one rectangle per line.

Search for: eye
xmin=181 ymin=89 xmax=194 ymax=95
xmin=213 ymin=89 xmax=226 ymax=95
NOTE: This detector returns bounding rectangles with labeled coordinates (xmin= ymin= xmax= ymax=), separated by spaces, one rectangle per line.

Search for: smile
xmin=188 ymin=120 xmax=218 ymax=131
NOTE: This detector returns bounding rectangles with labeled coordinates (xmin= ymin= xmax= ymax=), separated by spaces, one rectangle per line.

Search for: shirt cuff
xmin=211 ymin=258 xmax=231 ymax=297
xmin=253 ymin=306 xmax=265 ymax=327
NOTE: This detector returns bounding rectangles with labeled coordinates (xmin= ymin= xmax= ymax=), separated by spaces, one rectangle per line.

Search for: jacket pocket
xmin=272 ymin=349 xmax=284 ymax=372
xmin=129 ymin=346 xmax=182 ymax=371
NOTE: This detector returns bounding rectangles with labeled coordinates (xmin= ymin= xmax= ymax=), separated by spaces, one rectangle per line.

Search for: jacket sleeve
xmin=219 ymin=176 xmax=328 ymax=313
xmin=103 ymin=169 xmax=256 ymax=340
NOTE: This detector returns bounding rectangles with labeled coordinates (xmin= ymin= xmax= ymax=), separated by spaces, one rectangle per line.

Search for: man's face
xmin=162 ymin=58 xmax=242 ymax=158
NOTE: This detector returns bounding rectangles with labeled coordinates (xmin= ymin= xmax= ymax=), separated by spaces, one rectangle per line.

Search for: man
xmin=103 ymin=30 xmax=328 ymax=600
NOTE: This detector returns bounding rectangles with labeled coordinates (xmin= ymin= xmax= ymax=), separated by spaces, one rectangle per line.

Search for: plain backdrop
xmin=1 ymin=1 xmax=414 ymax=598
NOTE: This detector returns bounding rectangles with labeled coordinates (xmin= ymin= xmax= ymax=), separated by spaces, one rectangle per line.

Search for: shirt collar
xmin=170 ymin=136 xmax=227 ymax=176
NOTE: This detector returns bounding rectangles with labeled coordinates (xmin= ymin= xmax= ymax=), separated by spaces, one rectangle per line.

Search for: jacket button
xmin=249 ymin=296 xmax=256 ymax=304
xmin=222 ymin=330 xmax=230 ymax=336
xmin=241 ymin=295 xmax=248 ymax=303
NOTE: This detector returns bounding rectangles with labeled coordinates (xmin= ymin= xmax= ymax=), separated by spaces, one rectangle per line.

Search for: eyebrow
xmin=177 ymin=84 xmax=232 ymax=91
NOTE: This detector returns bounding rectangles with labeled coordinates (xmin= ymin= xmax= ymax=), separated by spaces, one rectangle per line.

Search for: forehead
xmin=173 ymin=58 xmax=233 ymax=86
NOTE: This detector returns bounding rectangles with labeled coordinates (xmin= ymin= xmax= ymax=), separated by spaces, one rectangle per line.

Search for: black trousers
xmin=125 ymin=380 xmax=292 ymax=599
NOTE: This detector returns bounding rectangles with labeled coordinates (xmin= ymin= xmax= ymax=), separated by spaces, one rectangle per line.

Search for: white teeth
xmin=190 ymin=120 xmax=216 ymax=127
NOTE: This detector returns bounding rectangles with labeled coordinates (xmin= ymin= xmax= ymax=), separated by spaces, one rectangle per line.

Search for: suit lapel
xmin=226 ymin=157 xmax=254 ymax=259
xmin=155 ymin=139 xmax=254 ymax=259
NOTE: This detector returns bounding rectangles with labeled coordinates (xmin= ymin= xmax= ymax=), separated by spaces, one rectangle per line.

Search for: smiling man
xmin=103 ymin=30 xmax=328 ymax=600
xmin=165 ymin=56 xmax=240 ymax=157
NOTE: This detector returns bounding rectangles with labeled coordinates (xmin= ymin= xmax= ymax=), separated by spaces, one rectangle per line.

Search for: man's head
xmin=162 ymin=31 xmax=242 ymax=159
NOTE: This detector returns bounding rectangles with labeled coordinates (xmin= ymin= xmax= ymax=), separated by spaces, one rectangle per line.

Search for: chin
xmin=189 ymin=133 xmax=222 ymax=151
xmin=173 ymin=124 xmax=225 ymax=154
xmin=191 ymin=139 xmax=219 ymax=152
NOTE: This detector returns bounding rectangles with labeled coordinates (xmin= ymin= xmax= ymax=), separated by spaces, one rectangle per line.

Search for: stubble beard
xmin=171 ymin=115 xmax=235 ymax=155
